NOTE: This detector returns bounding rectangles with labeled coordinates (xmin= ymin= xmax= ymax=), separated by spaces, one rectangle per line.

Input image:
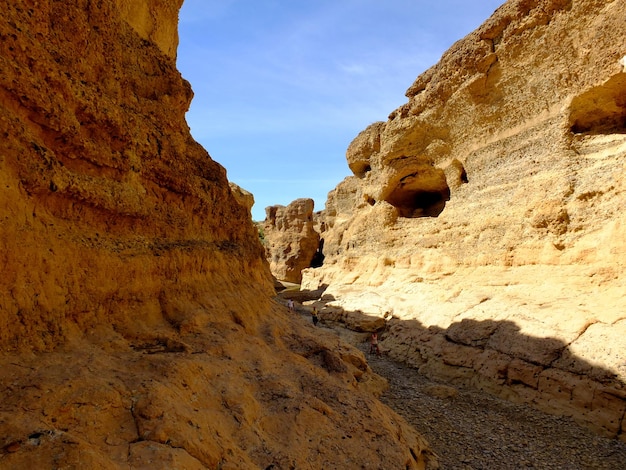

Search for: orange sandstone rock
xmin=263 ymin=198 xmax=321 ymax=284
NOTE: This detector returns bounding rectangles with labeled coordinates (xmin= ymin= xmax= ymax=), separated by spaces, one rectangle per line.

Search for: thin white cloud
xmin=177 ymin=0 xmax=506 ymax=220
xmin=337 ymin=62 xmax=374 ymax=75
xmin=178 ymin=0 xmax=238 ymax=23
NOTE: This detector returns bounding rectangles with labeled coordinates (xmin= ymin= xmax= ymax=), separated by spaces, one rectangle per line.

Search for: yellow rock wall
xmin=305 ymin=0 xmax=626 ymax=439
xmin=264 ymin=198 xmax=321 ymax=284
xmin=116 ymin=0 xmax=184 ymax=59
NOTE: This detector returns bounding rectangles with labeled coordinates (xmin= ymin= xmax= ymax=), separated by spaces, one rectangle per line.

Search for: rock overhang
xmin=379 ymin=159 xmax=451 ymax=218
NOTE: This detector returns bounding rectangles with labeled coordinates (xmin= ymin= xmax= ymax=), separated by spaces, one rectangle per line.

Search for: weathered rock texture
xmin=229 ymin=182 xmax=255 ymax=215
xmin=0 ymin=1 xmax=435 ymax=468
xmin=303 ymin=0 xmax=626 ymax=440
xmin=1 ymin=0 xmax=269 ymax=352
xmin=263 ymin=198 xmax=321 ymax=284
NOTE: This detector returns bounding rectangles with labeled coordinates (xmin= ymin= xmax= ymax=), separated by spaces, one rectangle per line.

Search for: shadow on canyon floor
xmin=276 ymin=288 xmax=626 ymax=441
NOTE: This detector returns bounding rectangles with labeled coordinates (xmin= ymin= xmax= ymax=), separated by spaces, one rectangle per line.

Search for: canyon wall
xmin=0 ymin=1 xmax=434 ymax=468
xmin=303 ymin=0 xmax=626 ymax=439
xmin=0 ymin=0 xmax=273 ymax=352
xmin=263 ymin=198 xmax=321 ymax=284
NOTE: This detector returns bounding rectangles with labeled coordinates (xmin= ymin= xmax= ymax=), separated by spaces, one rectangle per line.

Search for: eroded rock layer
xmin=0 ymin=1 xmax=434 ymax=468
xmin=263 ymin=198 xmax=321 ymax=284
xmin=0 ymin=0 xmax=273 ymax=350
xmin=304 ymin=0 xmax=626 ymax=439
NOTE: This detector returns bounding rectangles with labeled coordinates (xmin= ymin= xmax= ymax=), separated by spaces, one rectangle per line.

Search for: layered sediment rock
xmin=263 ymin=198 xmax=321 ymax=284
xmin=0 ymin=1 xmax=434 ymax=468
xmin=1 ymin=0 xmax=270 ymax=352
xmin=304 ymin=0 xmax=626 ymax=439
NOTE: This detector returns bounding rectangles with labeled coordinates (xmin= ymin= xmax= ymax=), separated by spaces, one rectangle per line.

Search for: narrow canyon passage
xmin=358 ymin=344 xmax=626 ymax=470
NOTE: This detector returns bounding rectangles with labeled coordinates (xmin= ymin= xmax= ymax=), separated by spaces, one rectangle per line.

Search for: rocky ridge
xmin=293 ymin=0 xmax=626 ymax=441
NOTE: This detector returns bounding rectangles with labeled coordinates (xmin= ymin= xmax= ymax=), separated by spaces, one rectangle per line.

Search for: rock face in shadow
xmin=0 ymin=1 xmax=435 ymax=468
xmin=263 ymin=198 xmax=321 ymax=284
xmin=303 ymin=0 xmax=626 ymax=440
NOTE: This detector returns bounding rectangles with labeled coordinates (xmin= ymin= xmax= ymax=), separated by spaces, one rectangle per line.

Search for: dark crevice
xmin=384 ymin=164 xmax=451 ymax=218
xmin=459 ymin=166 xmax=468 ymax=184
xmin=353 ymin=163 xmax=371 ymax=178
xmin=386 ymin=188 xmax=450 ymax=218
xmin=310 ymin=238 xmax=325 ymax=268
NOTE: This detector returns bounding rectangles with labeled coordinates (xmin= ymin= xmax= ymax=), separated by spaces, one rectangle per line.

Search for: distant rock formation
xmin=229 ymin=182 xmax=255 ymax=214
xmin=0 ymin=1 xmax=434 ymax=468
xmin=263 ymin=198 xmax=321 ymax=283
xmin=303 ymin=0 xmax=626 ymax=440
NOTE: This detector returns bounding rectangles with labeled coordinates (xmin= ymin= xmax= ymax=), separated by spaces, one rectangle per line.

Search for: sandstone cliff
xmin=0 ymin=1 xmax=434 ymax=468
xmin=303 ymin=0 xmax=626 ymax=440
xmin=1 ymin=0 xmax=271 ymax=352
xmin=263 ymin=198 xmax=321 ymax=284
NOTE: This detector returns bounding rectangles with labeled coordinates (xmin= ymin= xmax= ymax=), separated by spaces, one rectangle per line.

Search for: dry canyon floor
xmin=315 ymin=315 xmax=626 ymax=469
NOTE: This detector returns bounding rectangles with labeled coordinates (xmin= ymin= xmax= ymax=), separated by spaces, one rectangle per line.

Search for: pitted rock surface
xmin=303 ymin=0 xmax=626 ymax=439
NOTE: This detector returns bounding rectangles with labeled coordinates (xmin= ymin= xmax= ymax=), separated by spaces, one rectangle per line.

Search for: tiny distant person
xmin=370 ymin=332 xmax=381 ymax=356
xmin=311 ymin=307 xmax=319 ymax=326
xmin=287 ymin=299 xmax=294 ymax=312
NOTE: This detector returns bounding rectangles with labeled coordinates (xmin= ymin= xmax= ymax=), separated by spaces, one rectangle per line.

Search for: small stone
xmin=5 ymin=441 xmax=21 ymax=453
xmin=424 ymin=384 xmax=459 ymax=399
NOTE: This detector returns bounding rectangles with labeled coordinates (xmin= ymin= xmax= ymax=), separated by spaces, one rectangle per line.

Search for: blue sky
xmin=177 ymin=1 xmax=504 ymax=221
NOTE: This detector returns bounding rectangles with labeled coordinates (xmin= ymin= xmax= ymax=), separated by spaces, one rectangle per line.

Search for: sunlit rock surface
xmin=304 ymin=0 xmax=626 ymax=440
xmin=263 ymin=198 xmax=321 ymax=284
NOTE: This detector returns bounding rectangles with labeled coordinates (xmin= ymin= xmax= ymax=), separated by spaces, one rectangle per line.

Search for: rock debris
xmin=362 ymin=349 xmax=626 ymax=470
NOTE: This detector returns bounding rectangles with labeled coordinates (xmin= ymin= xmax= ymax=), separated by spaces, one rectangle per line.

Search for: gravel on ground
xmin=360 ymin=347 xmax=626 ymax=470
